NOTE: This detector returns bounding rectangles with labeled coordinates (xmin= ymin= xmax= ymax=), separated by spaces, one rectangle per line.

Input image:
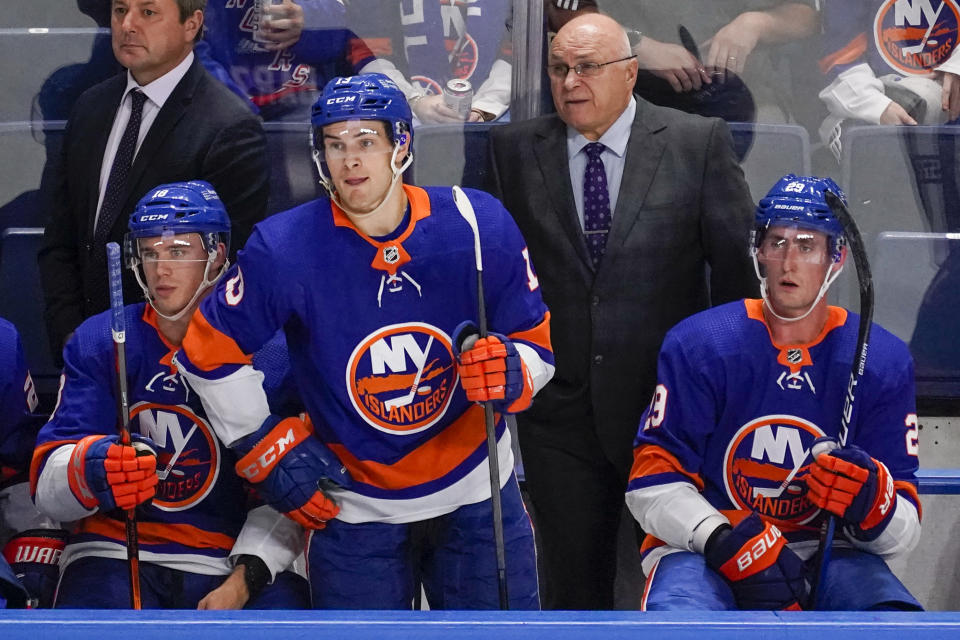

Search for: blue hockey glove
xmin=2 ymin=529 xmax=67 ymax=608
xmin=453 ymin=321 xmax=534 ymax=413
xmin=704 ymin=513 xmax=807 ymax=610
xmin=807 ymin=437 xmax=897 ymax=537
xmin=67 ymin=434 xmax=158 ymax=511
xmin=234 ymin=415 xmax=352 ymax=529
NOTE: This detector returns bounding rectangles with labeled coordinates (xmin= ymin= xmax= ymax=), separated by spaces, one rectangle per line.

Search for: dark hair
xmin=176 ymin=0 xmax=206 ymax=42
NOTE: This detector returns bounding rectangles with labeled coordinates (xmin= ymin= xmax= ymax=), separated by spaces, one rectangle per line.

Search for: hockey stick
xmin=452 ymin=185 xmax=509 ymax=610
xmin=106 ymin=242 xmax=143 ymax=610
xmin=808 ymin=191 xmax=874 ymax=609
xmin=384 ymin=336 xmax=435 ymax=410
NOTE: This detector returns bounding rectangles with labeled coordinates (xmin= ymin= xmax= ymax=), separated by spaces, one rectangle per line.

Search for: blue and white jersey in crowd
xmin=177 ymin=185 xmax=553 ymax=524
xmin=627 ymin=299 xmax=920 ymax=572
xmin=32 ymin=305 xmax=301 ymax=576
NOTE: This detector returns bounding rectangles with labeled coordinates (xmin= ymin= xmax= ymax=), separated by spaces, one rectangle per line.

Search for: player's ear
xmin=214 ymin=242 xmax=227 ymax=270
xmin=834 ymin=244 xmax=848 ymax=270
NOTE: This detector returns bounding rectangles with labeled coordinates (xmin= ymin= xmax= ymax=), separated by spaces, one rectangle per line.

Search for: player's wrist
xmin=235 ymin=554 xmax=270 ymax=599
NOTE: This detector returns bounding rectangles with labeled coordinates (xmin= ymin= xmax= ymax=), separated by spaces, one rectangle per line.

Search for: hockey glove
xmin=704 ymin=513 xmax=807 ymax=610
xmin=453 ymin=321 xmax=534 ymax=414
xmin=2 ymin=529 xmax=67 ymax=608
xmin=233 ymin=415 xmax=352 ymax=530
xmin=67 ymin=434 xmax=158 ymax=511
xmin=807 ymin=437 xmax=896 ymax=536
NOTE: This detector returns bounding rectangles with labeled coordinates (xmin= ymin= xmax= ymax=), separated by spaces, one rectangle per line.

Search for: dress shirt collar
xmin=123 ymin=50 xmax=194 ymax=109
xmin=566 ymin=96 xmax=636 ymax=160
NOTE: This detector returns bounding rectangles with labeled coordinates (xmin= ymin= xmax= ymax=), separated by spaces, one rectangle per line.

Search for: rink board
xmin=2 ymin=610 xmax=960 ymax=639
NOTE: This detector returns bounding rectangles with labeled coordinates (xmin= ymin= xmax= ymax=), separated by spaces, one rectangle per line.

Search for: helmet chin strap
xmin=313 ymin=142 xmax=413 ymax=220
xmin=751 ymin=251 xmax=844 ymax=323
xmin=134 ymin=253 xmax=229 ymax=322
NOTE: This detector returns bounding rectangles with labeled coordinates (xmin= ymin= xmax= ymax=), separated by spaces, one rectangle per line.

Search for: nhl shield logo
xmin=383 ymin=245 xmax=400 ymax=265
xmin=874 ymin=0 xmax=960 ymax=75
xmin=786 ymin=349 xmax=803 ymax=365
xmin=346 ymin=322 xmax=458 ymax=435
xmin=723 ymin=415 xmax=826 ymax=525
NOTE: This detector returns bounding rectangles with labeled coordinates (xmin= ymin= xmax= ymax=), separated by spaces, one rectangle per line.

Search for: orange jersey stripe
xmin=895 ymin=479 xmax=922 ymax=521
xmin=819 ymin=33 xmax=868 ymax=73
xmin=328 ymin=404 xmax=487 ymax=490
xmin=630 ymin=444 xmax=705 ymax=490
xmin=181 ymin=307 xmax=253 ymax=372
xmin=79 ymin=515 xmax=236 ymax=551
xmin=30 ymin=439 xmax=76 ymax=495
xmin=509 ymin=311 xmax=551 ymax=352
xmin=744 ymin=299 xmax=848 ymax=350
xmin=351 ymin=36 xmax=391 ymax=60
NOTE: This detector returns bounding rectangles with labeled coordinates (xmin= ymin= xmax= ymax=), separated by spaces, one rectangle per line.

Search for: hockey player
xmin=173 ymin=73 xmax=554 ymax=609
xmin=31 ymin=181 xmax=308 ymax=609
xmin=627 ymin=174 xmax=922 ymax=611
xmin=1 ymin=319 xmax=63 ymax=608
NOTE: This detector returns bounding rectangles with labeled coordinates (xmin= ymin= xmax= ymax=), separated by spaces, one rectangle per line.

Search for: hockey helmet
xmin=125 ymin=180 xmax=231 ymax=320
xmin=753 ymin=174 xmax=846 ymax=263
xmin=311 ymin=73 xmax=412 ymax=145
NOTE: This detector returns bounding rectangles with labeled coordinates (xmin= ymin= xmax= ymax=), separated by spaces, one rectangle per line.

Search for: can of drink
xmin=443 ymin=79 xmax=474 ymax=120
xmin=251 ymin=0 xmax=279 ymax=44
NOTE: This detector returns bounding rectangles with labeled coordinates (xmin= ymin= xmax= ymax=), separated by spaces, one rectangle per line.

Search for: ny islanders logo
xmin=347 ymin=323 xmax=458 ymax=435
xmin=875 ymin=0 xmax=960 ymax=74
xmin=132 ymin=402 xmax=220 ymax=511
xmin=723 ymin=415 xmax=825 ymax=524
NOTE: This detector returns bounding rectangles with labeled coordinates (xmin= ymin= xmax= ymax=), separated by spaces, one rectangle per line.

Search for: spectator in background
xmin=346 ymin=0 xmax=513 ymax=123
xmin=0 ymin=318 xmax=64 ymax=609
xmin=547 ymin=0 xmax=819 ymax=124
xmin=488 ymin=13 xmax=757 ymax=609
xmin=38 ymin=0 xmax=268 ymax=359
xmin=199 ymin=0 xmax=357 ymax=120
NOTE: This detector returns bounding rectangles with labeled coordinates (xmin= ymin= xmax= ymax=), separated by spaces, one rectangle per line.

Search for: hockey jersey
xmin=627 ymin=299 xmax=920 ymax=567
xmin=0 ymin=318 xmax=40 ymax=493
xmin=200 ymin=0 xmax=363 ymax=116
xmin=821 ymin=0 xmax=960 ymax=76
xmin=31 ymin=305 xmax=300 ymax=575
xmin=177 ymin=185 xmax=553 ymax=524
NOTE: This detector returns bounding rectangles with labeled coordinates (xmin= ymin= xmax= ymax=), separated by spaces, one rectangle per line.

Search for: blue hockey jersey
xmin=821 ymin=0 xmax=960 ymax=76
xmin=177 ymin=185 xmax=553 ymax=524
xmin=628 ymin=299 xmax=920 ymax=563
xmin=0 ymin=318 xmax=40 ymax=493
xmin=31 ymin=305 xmax=298 ymax=573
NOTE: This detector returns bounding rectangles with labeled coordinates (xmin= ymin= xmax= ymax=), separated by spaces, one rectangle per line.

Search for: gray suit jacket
xmin=489 ymin=98 xmax=759 ymax=474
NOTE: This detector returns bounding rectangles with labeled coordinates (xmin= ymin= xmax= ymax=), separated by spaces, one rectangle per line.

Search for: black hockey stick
xmin=106 ymin=242 xmax=143 ymax=609
xmin=453 ymin=185 xmax=509 ymax=610
xmin=808 ymin=191 xmax=874 ymax=609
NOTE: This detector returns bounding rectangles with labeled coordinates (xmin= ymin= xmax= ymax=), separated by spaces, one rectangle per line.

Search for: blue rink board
xmin=2 ymin=610 xmax=960 ymax=639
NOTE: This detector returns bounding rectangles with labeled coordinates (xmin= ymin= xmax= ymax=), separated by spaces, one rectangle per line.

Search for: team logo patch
xmin=786 ymin=349 xmax=803 ymax=365
xmin=383 ymin=245 xmax=400 ymax=265
xmin=723 ymin=415 xmax=826 ymax=525
xmin=451 ymin=33 xmax=479 ymax=80
xmin=874 ymin=0 xmax=960 ymax=75
xmin=132 ymin=402 xmax=220 ymax=511
xmin=346 ymin=322 xmax=458 ymax=435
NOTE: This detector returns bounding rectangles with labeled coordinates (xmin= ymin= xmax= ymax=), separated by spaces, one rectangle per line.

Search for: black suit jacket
xmin=38 ymin=56 xmax=269 ymax=356
xmin=489 ymin=99 xmax=759 ymax=475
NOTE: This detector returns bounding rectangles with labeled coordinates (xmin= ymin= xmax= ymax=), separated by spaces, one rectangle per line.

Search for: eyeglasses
xmin=547 ymin=55 xmax=637 ymax=79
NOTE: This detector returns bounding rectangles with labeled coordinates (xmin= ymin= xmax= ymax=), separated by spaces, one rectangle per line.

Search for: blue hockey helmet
xmin=753 ymin=174 xmax=847 ymax=263
xmin=311 ymin=73 xmax=412 ymax=145
xmin=125 ymin=180 xmax=231 ymax=320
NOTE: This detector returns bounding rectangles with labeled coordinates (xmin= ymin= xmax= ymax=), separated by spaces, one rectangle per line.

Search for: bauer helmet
xmin=124 ymin=180 xmax=231 ymax=321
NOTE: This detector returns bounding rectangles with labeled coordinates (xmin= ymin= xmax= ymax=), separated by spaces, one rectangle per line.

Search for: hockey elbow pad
xmin=453 ymin=321 xmax=534 ymax=413
xmin=807 ymin=438 xmax=896 ymax=538
xmin=705 ymin=513 xmax=807 ymax=610
xmin=234 ymin=416 xmax=352 ymax=529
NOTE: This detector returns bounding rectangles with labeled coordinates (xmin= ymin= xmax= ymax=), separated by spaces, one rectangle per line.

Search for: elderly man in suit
xmin=38 ymin=0 xmax=268 ymax=357
xmin=488 ymin=13 xmax=758 ymax=609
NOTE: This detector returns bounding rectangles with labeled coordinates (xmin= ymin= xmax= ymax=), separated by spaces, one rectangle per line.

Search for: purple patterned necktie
xmin=95 ymin=89 xmax=147 ymax=247
xmin=582 ymin=141 xmax=611 ymax=268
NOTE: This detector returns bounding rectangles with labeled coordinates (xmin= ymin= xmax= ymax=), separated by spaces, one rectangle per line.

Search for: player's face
xmin=139 ymin=232 xmax=212 ymax=316
xmin=758 ymin=226 xmax=835 ymax=318
xmin=322 ymin=120 xmax=403 ymax=214
xmin=548 ymin=19 xmax=637 ymax=141
xmin=111 ymin=0 xmax=201 ymax=86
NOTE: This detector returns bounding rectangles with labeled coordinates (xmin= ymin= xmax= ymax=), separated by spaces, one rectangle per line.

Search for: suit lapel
xmin=533 ymin=118 xmax=594 ymax=271
xmin=600 ymin=101 xmax=666 ymax=271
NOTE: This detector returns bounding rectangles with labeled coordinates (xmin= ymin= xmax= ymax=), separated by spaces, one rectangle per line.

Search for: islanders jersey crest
xmin=132 ymin=402 xmax=220 ymax=512
xmin=346 ymin=322 xmax=458 ymax=435
xmin=874 ymin=0 xmax=960 ymax=74
xmin=723 ymin=415 xmax=826 ymax=525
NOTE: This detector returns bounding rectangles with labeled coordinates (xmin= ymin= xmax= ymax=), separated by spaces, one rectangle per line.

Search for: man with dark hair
xmin=39 ymin=0 xmax=269 ymax=358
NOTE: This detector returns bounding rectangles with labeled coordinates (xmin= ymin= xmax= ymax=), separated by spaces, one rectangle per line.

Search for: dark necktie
xmin=582 ymin=141 xmax=611 ymax=268
xmin=95 ymin=89 xmax=147 ymax=247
